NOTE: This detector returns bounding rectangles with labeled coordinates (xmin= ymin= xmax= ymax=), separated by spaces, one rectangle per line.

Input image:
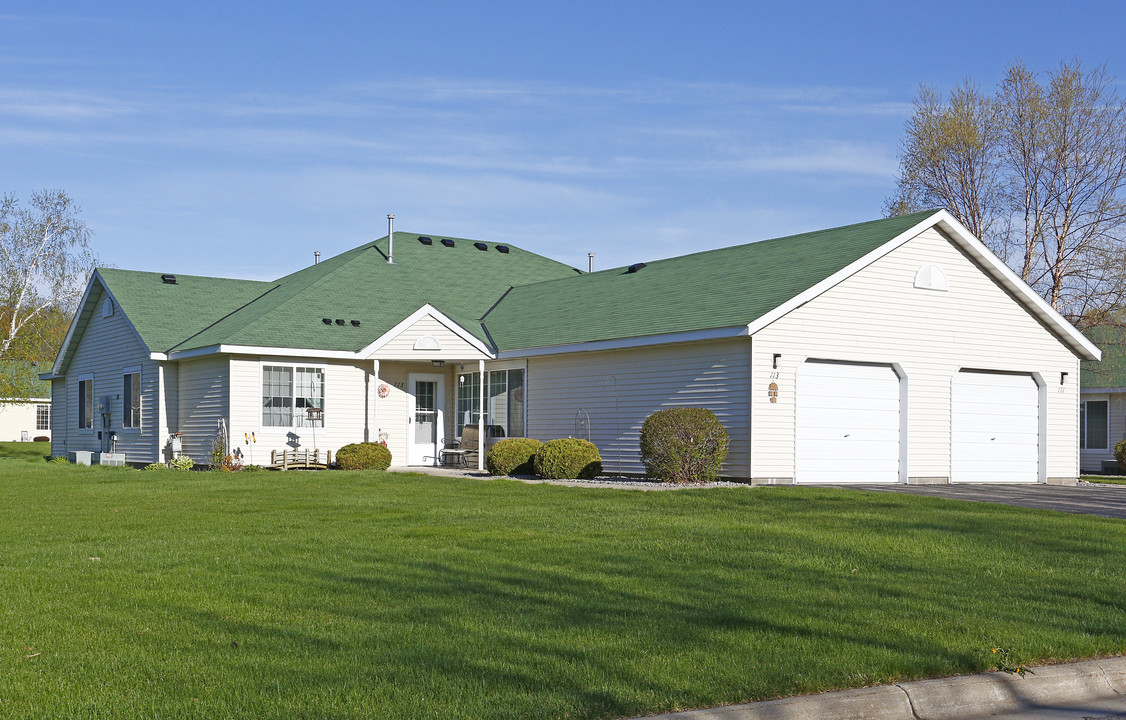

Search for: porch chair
xmin=440 ymin=425 xmax=480 ymax=468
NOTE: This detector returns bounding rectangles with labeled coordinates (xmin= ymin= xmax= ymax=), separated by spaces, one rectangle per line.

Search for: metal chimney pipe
xmin=314 ymin=251 xmax=320 ymax=265
xmin=387 ymin=214 xmax=395 ymax=264
xmin=587 ymin=253 xmax=594 ymax=273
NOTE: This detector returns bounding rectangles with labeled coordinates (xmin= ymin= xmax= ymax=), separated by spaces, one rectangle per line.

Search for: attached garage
xmin=951 ymin=371 xmax=1040 ymax=483
xmin=796 ymin=360 xmax=902 ymax=483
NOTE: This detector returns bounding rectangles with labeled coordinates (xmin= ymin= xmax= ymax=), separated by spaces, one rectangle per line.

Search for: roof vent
xmin=441 ymin=238 xmax=455 ymax=247
xmin=418 ymin=236 xmax=433 ymax=245
xmin=161 ymin=274 xmax=177 ymax=284
xmin=322 ymin=318 xmax=332 ymax=325
xmin=474 ymin=242 xmax=488 ymax=251
xmin=335 ymin=319 xmax=345 ymax=326
xmin=914 ymin=264 xmax=949 ymax=291
xmin=626 ymin=263 xmax=647 ymax=274
xmin=496 ymin=245 xmax=510 ymax=254
xmin=350 ymin=320 xmax=361 ymax=327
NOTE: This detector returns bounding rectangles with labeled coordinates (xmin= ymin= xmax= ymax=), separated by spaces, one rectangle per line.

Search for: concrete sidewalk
xmin=633 ymin=656 xmax=1126 ymax=720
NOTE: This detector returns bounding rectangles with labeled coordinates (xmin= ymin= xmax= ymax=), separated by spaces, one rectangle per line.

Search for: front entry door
xmin=407 ymin=373 xmax=445 ymax=465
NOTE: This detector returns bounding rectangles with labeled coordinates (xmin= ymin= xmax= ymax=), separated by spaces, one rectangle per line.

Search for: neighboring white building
xmin=42 ymin=210 xmax=1099 ymax=483
xmin=0 ymin=398 xmax=51 ymax=442
xmin=1078 ymin=327 xmax=1126 ymax=474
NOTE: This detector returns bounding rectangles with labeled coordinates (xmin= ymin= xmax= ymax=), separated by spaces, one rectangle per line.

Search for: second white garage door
xmin=951 ymin=371 xmax=1039 ymax=483
xmin=796 ymin=361 xmax=901 ymax=483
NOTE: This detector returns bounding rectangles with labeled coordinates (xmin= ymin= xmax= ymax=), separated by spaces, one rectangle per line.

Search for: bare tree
xmin=888 ymin=60 xmax=1126 ymax=327
xmin=0 ymin=190 xmax=96 ymax=396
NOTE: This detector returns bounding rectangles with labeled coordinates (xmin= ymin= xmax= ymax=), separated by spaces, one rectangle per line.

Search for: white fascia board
xmin=149 ymin=353 xmax=168 ymax=361
xmin=167 ymin=344 xmax=360 ymax=361
xmin=496 ymin=325 xmax=748 ymax=359
xmin=360 ymin=303 xmax=495 ymax=358
xmin=0 ymin=397 xmax=51 ymax=403
xmin=1081 ymin=387 xmax=1126 ymax=395
xmin=742 ymin=209 xmax=1101 ymax=362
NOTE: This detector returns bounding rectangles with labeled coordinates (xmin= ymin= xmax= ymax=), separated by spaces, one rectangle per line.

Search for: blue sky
xmin=4 ymin=1 xmax=1126 ymax=279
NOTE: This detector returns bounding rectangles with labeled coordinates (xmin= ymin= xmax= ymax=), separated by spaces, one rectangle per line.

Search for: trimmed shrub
xmin=33 ymin=436 xmax=49 ymax=442
xmin=639 ymin=407 xmax=730 ymax=483
xmin=336 ymin=442 xmax=393 ymax=471
xmin=169 ymin=455 xmax=195 ymax=471
xmin=1115 ymin=439 xmax=1126 ymax=472
xmin=486 ymin=438 xmax=543 ymax=476
xmin=534 ymin=438 xmax=602 ymax=480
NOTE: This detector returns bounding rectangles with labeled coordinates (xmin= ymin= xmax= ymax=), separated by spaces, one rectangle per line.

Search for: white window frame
xmin=1081 ymin=399 xmax=1109 ymax=450
xmin=77 ymin=373 xmax=94 ymax=431
xmin=122 ymin=366 xmax=142 ymax=431
xmin=259 ymin=362 xmax=328 ymax=430
xmin=456 ymin=361 xmax=527 ymax=438
xmin=36 ymin=404 xmax=50 ymax=431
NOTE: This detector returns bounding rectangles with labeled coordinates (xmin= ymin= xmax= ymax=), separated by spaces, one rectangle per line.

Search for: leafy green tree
xmin=887 ymin=61 xmax=1126 ymax=326
xmin=0 ymin=190 xmax=96 ymax=396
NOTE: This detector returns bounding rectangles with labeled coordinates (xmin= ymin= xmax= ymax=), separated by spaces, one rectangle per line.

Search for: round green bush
xmin=534 ymin=438 xmax=602 ymax=480
xmin=1115 ymin=439 xmax=1126 ymax=472
xmin=639 ymin=407 xmax=730 ymax=483
xmin=336 ymin=442 xmax=392 ymax=471
xmin=169 ymin=455 xmax=195 ymax=471
xmin=486 ymin=438 xmax=544 ymax=476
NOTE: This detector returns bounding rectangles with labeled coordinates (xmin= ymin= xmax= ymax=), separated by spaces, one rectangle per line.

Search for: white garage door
xmin=796 ymin=361 xmax=901 ymax=483
xmin=952 ymin=371 xmax=1039 ymax=483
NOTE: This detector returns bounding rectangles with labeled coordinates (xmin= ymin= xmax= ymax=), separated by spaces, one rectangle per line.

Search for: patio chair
xmin=440 ymin=425 xmax=480 ymax=468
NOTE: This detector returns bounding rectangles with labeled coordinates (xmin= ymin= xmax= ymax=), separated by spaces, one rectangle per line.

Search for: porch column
xmin=370 ymin=359 xmax=380 ymax=444
xmin=478 ymin=359 xmax=486 ymax=471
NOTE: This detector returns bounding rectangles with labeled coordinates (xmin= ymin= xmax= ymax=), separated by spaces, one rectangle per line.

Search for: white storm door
xmin=796 ymin=361 xmax=901 ymax=483
xmin=952 ymin=371 xmax=1039 ymax=483
xmin=407 ymin=373 xmax=445 ymax=466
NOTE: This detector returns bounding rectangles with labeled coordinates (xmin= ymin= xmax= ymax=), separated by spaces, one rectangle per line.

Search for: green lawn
xmin=2 ymin=449 xmax=1125 ymax=719
xmin=1083 ymin=475 xmax=1126 ymax=485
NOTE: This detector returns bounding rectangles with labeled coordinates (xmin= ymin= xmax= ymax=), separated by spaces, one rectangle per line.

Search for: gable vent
xmin=418 ymin=236 xmax=433 ymax=245
xmin=496 ymin=245 xmax=510 ymax=254
xmin=441 ymin=238 xmax=455 ymax=247
xmin=161 ymin=274 xmax=177 ymax=284
xmin=914 ymin=264 xmax=949 ymax=292
xmin=414 ymin=335 xmax=441 ymax=351
xmin=626 ymin=263 xmax=647 ymax=274
xmin=474 ymin=242 xmax=488 ymax=251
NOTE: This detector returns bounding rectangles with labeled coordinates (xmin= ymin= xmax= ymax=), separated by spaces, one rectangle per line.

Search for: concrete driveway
xmin=827 ymin=482 xmax=1126 ymax=520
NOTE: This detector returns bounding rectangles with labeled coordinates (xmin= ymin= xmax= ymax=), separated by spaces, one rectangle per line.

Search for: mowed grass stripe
xmin=0 ymin=453 xmax=1124 ymax=719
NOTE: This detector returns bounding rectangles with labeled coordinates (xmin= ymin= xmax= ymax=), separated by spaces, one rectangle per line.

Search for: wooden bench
xmin=270 ymin=448 xmax=333 ymax=470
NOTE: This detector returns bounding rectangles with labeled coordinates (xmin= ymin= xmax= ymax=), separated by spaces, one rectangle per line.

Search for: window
xmin=36 ymin=404 xmax=50 ymax=431
xmin=123 ymin=370 xmax=141 ymax=428
xmin=78 ymin=376 xmax=93 ymax=429
xmin=1081 ymin=400 xmax=1109 ymax=450
xmin=456 ymin=367 xmax=524 ymax=437
xmin=262 ymin=365 xmax=324 ymax=428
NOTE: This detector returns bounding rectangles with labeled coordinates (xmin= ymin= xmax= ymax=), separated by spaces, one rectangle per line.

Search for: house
xmin=42 ymin=209 xmax=1099 ymax=483
xmin=1079 ymin=326 xmax=1126 ymax=473
xmin=0 ymin=362 xmax=51 ymax=442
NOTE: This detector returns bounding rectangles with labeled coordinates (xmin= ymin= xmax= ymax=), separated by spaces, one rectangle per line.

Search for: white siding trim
xmin=361 ymin=304 xmax=493 ymax=358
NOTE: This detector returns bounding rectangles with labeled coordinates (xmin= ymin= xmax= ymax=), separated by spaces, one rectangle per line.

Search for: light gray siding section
xmin=55 ymin=282 xmax=161 ymax=463
xmin=50 ymin=378 xmax=66 ymax=456
xmin=176 ymin=355 xmax=230 ymax=462
xmin=526 ymin=339 xmax=751 ymax=477
xmin=751 ymin=227 xmax=1080 ymax=483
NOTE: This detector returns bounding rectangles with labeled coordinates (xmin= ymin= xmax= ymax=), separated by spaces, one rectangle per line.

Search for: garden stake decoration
xmin=244 ymin=432 xmax=256 ymax=466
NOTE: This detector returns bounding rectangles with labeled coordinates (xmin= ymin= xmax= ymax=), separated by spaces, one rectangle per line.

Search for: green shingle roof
xmin=1082 ymin=326 xmax=1126 ymax=389
xmin=96 ymin=234 xmax=579 ymax=355
xmin=483 ymin=210 xmax=939 ymax=351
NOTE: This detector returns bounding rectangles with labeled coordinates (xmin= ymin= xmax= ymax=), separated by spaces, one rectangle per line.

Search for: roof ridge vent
xmin=626 ymin=263 xmax=647 ymax=274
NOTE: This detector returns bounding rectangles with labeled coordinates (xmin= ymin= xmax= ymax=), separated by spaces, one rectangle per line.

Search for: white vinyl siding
xmin=228 ymin=356 xmax=371 ymax=463
xmin=951 ymin=371 xmax=1040 ymax=483
xmin=55 ymin=281 xmax=162 ymax=462
xmin=0 ymin=401 xmax=51 ymax=442
xmin=751 ymin=227 xmax=1079 ymax=483
xmin=176 ymin=355 xmax=230 ymax=462
xmin=526 ymin=339 xmax=751 ymax=477
xmin=796 ymin=361 xmax=900 ymax=483
xmin=375 ymin=315 xmax=485 ymax=360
